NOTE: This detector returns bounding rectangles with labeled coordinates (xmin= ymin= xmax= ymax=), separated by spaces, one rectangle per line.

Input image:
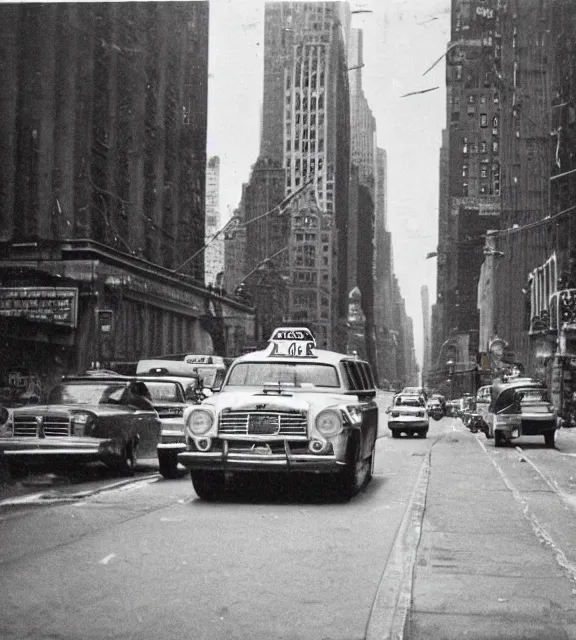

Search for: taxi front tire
xmin=191 ymin=469 xmax=225 ymax=500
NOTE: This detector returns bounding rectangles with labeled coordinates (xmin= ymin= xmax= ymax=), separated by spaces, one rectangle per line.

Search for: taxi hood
xmin=203 ymin=389 xmax=353 ymax=414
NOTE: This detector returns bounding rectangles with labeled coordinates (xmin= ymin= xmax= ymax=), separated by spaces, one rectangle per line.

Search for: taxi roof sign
xmin=268 ymin=327 xmax=316 ymax=357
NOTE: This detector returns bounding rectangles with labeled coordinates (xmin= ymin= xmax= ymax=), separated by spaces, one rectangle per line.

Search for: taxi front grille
xmin=219 ymin=411 xmax=307 ymax=437
xmin=13 ymin=416 xmax=70 ymax=437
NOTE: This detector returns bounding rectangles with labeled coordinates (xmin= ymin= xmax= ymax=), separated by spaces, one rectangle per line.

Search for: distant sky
xmin=206 ymin=0 xmax=451 ymax=370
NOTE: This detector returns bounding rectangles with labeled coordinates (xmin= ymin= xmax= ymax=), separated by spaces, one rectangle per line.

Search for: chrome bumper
xmin=178 ymin=440 xmax=343 ymax=473
xmin=0 ymin=437 xmax=118 ymax=464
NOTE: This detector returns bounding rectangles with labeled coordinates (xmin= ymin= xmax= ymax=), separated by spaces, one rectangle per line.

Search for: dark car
xmin=0 ymin=377 xmax=161 ymax=477
xmin=486 ymin=379 xmax=560 ymax=447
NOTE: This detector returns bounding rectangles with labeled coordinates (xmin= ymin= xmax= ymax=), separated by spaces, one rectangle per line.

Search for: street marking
xmin=0 ymin=475 xmax=160 ymax=508
xmin=476 ymin=437 xmax=576 ymax=583
xmin=365 ymin=449 xmax=431 ymax=640
xmin=98 ymin=553 xmax=116 ymax=565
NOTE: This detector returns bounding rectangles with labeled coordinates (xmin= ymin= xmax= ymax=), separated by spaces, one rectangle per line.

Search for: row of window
xmin=286 ymin=139 xmax=324 ymax=153
xmin=463 ymin=140 xmax=499 ymax=154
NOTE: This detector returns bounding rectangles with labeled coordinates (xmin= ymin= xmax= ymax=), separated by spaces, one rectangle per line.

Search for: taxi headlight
xmin=71 ymin=412 xmax=94 ymax=436
xmin=186 ymin=409 xmax=214 ymax=436
xmin=315 ymin=410 xmax=343 ymax=438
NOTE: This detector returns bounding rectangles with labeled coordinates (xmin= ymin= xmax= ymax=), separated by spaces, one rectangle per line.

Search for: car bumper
xmin=0 ymin=437 xmax=121 ymax=464
xmin=388 ymin=420 xmax=428 ymax=432
xmin=495 ymin=420 xmax=558 ymax=438
xmin=157 ymin=429 xmax=186 ymax=453
xmin=177 ymin=440 xmax=344 ymax=474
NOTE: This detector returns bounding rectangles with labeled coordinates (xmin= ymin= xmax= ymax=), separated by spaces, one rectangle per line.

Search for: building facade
xmin=0 ymin=2 xmax=254 ymax=394
xmin=252 ymin=1 xmax=351 ymax=349
xmin=432 ymin=0 xmax=501 ymax=388
xmin=204 ymin=156 xmax=224 ymax=286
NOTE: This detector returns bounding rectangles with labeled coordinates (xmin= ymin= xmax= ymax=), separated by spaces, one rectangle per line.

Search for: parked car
xmin=486 ymin=379 xmax=560 ymax=447
xmin=386 ymin=394 xmax=429 ymax=437
xmin=0 ymin=376 xmax=161 ymax=477
xmin=178 ymin=327 xmax=378 ymax=501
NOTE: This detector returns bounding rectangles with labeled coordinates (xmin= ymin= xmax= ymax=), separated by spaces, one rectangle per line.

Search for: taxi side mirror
xmin=385 ymin=406 xmax=391 ymax=414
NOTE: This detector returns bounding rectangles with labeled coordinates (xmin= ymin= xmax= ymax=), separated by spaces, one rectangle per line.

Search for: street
xmin=1 ymin=398 xmax=576 ymax=639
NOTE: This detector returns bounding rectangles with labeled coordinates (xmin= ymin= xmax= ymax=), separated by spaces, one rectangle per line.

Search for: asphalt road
xmin=0 ymin=392 xmax=432 ymax=640
xmin=2 ymin=401 xmax=575 ymax=640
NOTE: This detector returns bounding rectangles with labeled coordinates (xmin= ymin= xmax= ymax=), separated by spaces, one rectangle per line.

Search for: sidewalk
xmin=406 ymin=428 xmax=576 ymax=640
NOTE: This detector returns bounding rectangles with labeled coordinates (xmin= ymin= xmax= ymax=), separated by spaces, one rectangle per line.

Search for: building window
xmin=492 ymin=141 xmax=499 ymax=153
xmin=480 ymin=141 xmax=487 ymax=153
xmin=480 ymin=183 xmax=488 ymax=194
xmin=480 ymin=167 xmax=488 ymax=178
xmin=462 ymin=164 xmax=468 ymax=177
xmin=480 ymin=113 xmax=488 ymax=127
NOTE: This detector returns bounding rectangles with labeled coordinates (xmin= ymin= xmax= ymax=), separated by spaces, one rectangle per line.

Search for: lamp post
xmin=446 ymin=359 xmax=455 ymax=400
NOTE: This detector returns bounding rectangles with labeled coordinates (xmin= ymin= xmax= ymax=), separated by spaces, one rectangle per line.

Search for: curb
xmin=365 ymin=448 xmax=431 ymax=640
xmin=0 ymin=473 xmax=160 ymax=507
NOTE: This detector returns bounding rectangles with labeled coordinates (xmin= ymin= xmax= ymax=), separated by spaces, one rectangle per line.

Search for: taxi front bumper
xmin=178 ymin=440 xmax=344 ymax=474
xmin=0 ymin=437 xmax=121 ymax=464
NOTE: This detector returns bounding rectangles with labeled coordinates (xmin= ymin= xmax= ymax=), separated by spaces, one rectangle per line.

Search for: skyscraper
xmin=256 ymin=1 xmax=351 ymax=349
xmin=205 ymin=156 xmax=223 ymax=286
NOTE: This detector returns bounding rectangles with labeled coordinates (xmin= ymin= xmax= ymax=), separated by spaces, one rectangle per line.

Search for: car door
xmin=121 ymin=385 xmax=161 ymax=457
xmin=342 ymin=360 xmax=378 ymax=460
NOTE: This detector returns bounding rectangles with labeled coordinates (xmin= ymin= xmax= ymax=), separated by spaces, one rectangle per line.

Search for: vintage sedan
xmin=386 ymin=394 xmax=429 ymax=438
xmin=487 ymin=378 xmax=560 ymax=447
xmin=0 ymin=377 xmax=161 ymax=477
xmin=178 ymin=327 xmax=378 ymax=501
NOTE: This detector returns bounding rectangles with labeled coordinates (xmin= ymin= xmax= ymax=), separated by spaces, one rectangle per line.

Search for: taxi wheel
xmin=544 ymin=430 xmax=557 ymax=448
xmin=191 ymin=470 xmax=225 ymax=501
xmin=391 ymin=430 xmax=400 ymax=439
xmin=158 ymin=451 xmax=179 ymax=479
xmin=366 ymin=448 xmax=376 ymax=483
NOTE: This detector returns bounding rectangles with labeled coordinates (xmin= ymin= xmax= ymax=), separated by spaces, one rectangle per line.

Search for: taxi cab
xmin=178 ymin=328 xmax=378 ymax=500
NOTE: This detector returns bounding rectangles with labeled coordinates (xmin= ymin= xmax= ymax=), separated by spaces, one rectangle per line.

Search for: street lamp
xmin=446 ymin=359 xmax=455 ymax=399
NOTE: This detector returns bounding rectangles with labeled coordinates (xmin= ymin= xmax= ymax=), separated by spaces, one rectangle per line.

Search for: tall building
xmin=348 ymin=27 xmax=377 ymax=373
xmin=421 ymin=285 xmax=431 ymax=386
xmin=254 ymin=1 xmax=351 ymax=349
xmin=0 ymin=2 xmax=234 ymax=391
xmin=205 ymin=156 xmax=223 ymax=286
xmin=435 ymin=0 xmax=501 ymax=372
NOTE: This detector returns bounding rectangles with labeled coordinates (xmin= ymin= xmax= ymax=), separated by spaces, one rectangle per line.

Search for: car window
xmin=395 ymin=396 xmax=424 ymax=407
xmin=226 ymin=362 xmax=340 ymax=388
xmin=48 ymin=383 xmax=128 ymax=405
xmin=342 ymin=361 xmax=365 ymax=391
xmin=144 ymin=382 xmax=184 ymax=403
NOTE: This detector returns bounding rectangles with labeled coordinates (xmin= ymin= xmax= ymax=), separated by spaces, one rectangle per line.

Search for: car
xmin=487 ymin=378 xmax=560 ymax=447
xmin=386 ymin=394 xmax=429 ymax=438
xmin=0 ymin=376 xmax=161 ymax=477
xmin=400 ymin=386 xmax=428 ymax=401
xmin=134 ymin=376 xmax=191 ymax=479
xmin=177 ymin=327 xmax=379 ymax=501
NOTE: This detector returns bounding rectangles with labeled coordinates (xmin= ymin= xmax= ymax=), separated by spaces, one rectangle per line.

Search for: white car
xmin=386 ymin=394 xmax=429 ymax=438
xmin=178 ymin=327 xmax=379 ymax=501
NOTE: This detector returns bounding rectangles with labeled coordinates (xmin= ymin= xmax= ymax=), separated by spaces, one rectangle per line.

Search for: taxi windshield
xmin=142 ymin=381 xmax=183 ymax=403
xmin=48 ymin=383 xmax=128 ymax=405
xmin=226 ymin=362 xmax=340 ymax=388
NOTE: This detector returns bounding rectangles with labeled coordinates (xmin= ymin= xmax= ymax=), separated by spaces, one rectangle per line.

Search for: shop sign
xmin=0 ymin=287 xmax=78 ymax=328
